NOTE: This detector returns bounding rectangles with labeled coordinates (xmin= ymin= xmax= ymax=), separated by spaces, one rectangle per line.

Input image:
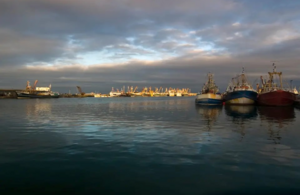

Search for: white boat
xmin=195 ymin=73 xmax=222 ymax=105
xmin=109 ymin=87 xmax=122 ymax=97
xmin=109 ymin=92 xmax=121 ymax=97
xmin=168 ymin=90 xmax=175 ymax=96
xmin=176 ymin=92 xmax=182 ymax=97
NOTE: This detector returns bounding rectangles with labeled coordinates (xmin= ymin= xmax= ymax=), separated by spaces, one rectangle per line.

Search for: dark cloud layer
xmin=0 ymin=0 xmax=299 ymax=93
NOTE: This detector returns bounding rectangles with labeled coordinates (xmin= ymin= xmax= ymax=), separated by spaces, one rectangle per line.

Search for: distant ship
xmin=175 ymin=90 xmax=182 ymax=97
xmin=195 ymin=73 xmax=222 ymax=105
xmin=16 ymin=80 xmax=59 ymax=99
xmin=223 ymin=68 xmax=258 ymax=105
xmin=109 ymin=87 xmax=122 ymax=97
xmin=168 ymin=88 xmax=175 ymax=97
xmin=257 ymin=63 xmax=297 ymax=106
xmin=94 ymin=93 xmax=109 ymax=98
xmin=17 ymin=91 xmax=59 ymax=99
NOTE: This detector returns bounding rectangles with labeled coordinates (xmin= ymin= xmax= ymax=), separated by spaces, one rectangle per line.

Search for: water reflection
xmin=195 ymin=105 xmax=222 ymax=131
xmin=258 ymin=106 xmax=295 ymax=144
xmin=225 ymin=105 xmax=257 ymax=141
xmin=225 ymin=105 xmax=257 ymax=119
xmin=258 ymin=106 xmax=295 ymax=123
xmin=26 ymin=101 xmax=52 ymax=123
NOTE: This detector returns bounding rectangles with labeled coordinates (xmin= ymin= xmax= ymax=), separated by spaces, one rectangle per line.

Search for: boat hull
xmin=224 ymin=90 xmax=258 ymax=105
xmin=195 ymin=93 xmax=223 ymax=105
xmin=17 ymin=92 xmax=59 ymax=99
xmin=257 ymin=90 xmax=296 ymax=106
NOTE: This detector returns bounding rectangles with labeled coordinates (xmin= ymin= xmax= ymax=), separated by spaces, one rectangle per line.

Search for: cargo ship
xmin=195 ymin=73 xmax=222 ymax=105
xmin=16 ymin=80 xmax=59 ymax=99
xmin=257 ymin=64 xmax=297 ymax=106
xmin=223 ymin=68 xmax=257 ymax=105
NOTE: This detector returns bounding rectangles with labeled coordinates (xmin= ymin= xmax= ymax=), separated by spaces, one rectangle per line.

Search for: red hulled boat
xmin=257 ymin=64 xmax=297 ymax=106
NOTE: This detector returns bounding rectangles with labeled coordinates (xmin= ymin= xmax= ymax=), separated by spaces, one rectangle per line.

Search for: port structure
xmin=109 ymin=86 xmax=195 ymax=97
xmin=76 ymin=86 xmax=95 ymax=97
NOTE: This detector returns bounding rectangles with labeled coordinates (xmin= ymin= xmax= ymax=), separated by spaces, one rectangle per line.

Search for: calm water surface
xmin=0 ymin=97 xmax=300 ymax=195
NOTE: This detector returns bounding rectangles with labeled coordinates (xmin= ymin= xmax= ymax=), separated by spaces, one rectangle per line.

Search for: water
xmin=0 ymin=97 xmax=300 ymax=195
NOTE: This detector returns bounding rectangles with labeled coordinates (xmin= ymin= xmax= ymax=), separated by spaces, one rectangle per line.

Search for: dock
xmin=0 ymin=89 xmax=23 ymax=98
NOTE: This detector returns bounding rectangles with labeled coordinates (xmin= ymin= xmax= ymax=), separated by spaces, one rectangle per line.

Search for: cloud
xmin=0 ymin=0 xmax=300 ymax=92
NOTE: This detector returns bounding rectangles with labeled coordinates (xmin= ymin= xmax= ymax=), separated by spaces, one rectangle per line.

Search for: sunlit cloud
xmin=0 ymin=0 xmax=299 ymax=91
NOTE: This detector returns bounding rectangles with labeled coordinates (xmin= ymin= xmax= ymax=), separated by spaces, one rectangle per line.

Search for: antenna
xmin=272 ymin=63 xmax=277 ymax=72
xmin=290 ymin=80 xmax=293 ymax=89
xmin=242 ymin=67 xmax=245 ymax=74
xmin=270 ymin=60 xmax=280 ymax=72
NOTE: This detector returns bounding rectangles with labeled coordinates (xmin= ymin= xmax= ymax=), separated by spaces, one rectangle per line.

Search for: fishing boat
xmin=16 ymin=80 xmax=59 ymax=99
xmin=17 ymin=91 xmax=59 ymax=98
xmin=195 ymin=73 xmax=222 ymax=105
xmin=257 ymin=64 xmax=297 ymax=106
xmin=94 ymin=93 xmax=102 ymax=98
xmin=175 ymin=90 xmax=182 ymax=97
xmin=168 ymin=88 xmax=175 ymax=97
xmin=109 ymin=87 xmax=122 ymax=97
xmin=223 ymin=68 xmax=258 ymax=105
xmin=131 ymin=92 xmax=143 ymax=97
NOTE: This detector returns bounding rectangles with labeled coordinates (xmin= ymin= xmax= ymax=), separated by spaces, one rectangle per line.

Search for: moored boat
xmin=109 ymin=87 xmax=122 ymax=97
xmin=223 ymin=68 xmax=257 ymax=105
xmin=132 ymin=92 xmax=143 ymax=97
xmin=17 ymin=91 xmax=59 ymax=99
xmin=175 ymin=92 xmax=182 ymax=97
xmin=94 ymin=93 xmax=102 ymax=98
xmin=16 ymin=80 xmax=59 ymax=99
xmin=257 ymin=64 xmax=297 ymax=106
xmin=195 ymin=73 xmax=222 ymax=105
xmin=168 ymin=90 xmax=175 ymax=97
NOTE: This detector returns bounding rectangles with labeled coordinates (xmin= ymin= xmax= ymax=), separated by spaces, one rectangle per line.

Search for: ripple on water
xmin=0 ymin=98 xmax=300 ymax=194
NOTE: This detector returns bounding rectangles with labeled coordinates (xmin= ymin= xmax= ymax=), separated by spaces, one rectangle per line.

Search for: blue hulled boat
xmin=223 ymin=68 xmax=257 ymax=105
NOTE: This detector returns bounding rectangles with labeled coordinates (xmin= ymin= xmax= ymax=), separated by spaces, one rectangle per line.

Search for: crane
xmin=158 ymin=87 xmax=162 ymax=93
xmin=33 ymin=80 xmax=38 ymax=90
xmin=76 ymin=86 xmax=85 ymax=95
xmin=26 ymin=81 xmax=31 ymax=91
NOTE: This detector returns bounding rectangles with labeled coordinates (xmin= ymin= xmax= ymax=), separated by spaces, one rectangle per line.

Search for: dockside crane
xmin=158 ymin=87 xmax=162 ymax=93
xmin=33 ymin=80 xmax=38 ymax=90
xmin=76 ymin=86 xmax=85 ymax=95
xmin=25 ymin=81 xmax=31 ymax=91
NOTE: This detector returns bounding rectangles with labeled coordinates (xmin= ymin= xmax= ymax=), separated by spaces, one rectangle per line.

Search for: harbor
xmin=195 ymin=64 xmax=299 ymax=107
xmin=0 ymin=82 xmax=197 ymax=99
xmin=0 ymin=64 xmax=299 ymax=107
xmin=2 ymin=1 xmax=300 ymax=194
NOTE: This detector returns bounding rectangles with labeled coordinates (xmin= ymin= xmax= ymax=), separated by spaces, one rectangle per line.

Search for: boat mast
xmin=241 ymin=67 xmax=246 ymax=85
xmin=267 ymin=63 xmax=282 ymax=89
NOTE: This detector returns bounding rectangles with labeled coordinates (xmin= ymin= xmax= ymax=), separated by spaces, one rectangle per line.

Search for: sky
xmin=0 ymin=0 xmax=300 ymax=93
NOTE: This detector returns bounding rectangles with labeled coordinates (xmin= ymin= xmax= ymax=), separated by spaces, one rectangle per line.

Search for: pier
xmin=0 ymin=89 xmax=23 ymax=98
